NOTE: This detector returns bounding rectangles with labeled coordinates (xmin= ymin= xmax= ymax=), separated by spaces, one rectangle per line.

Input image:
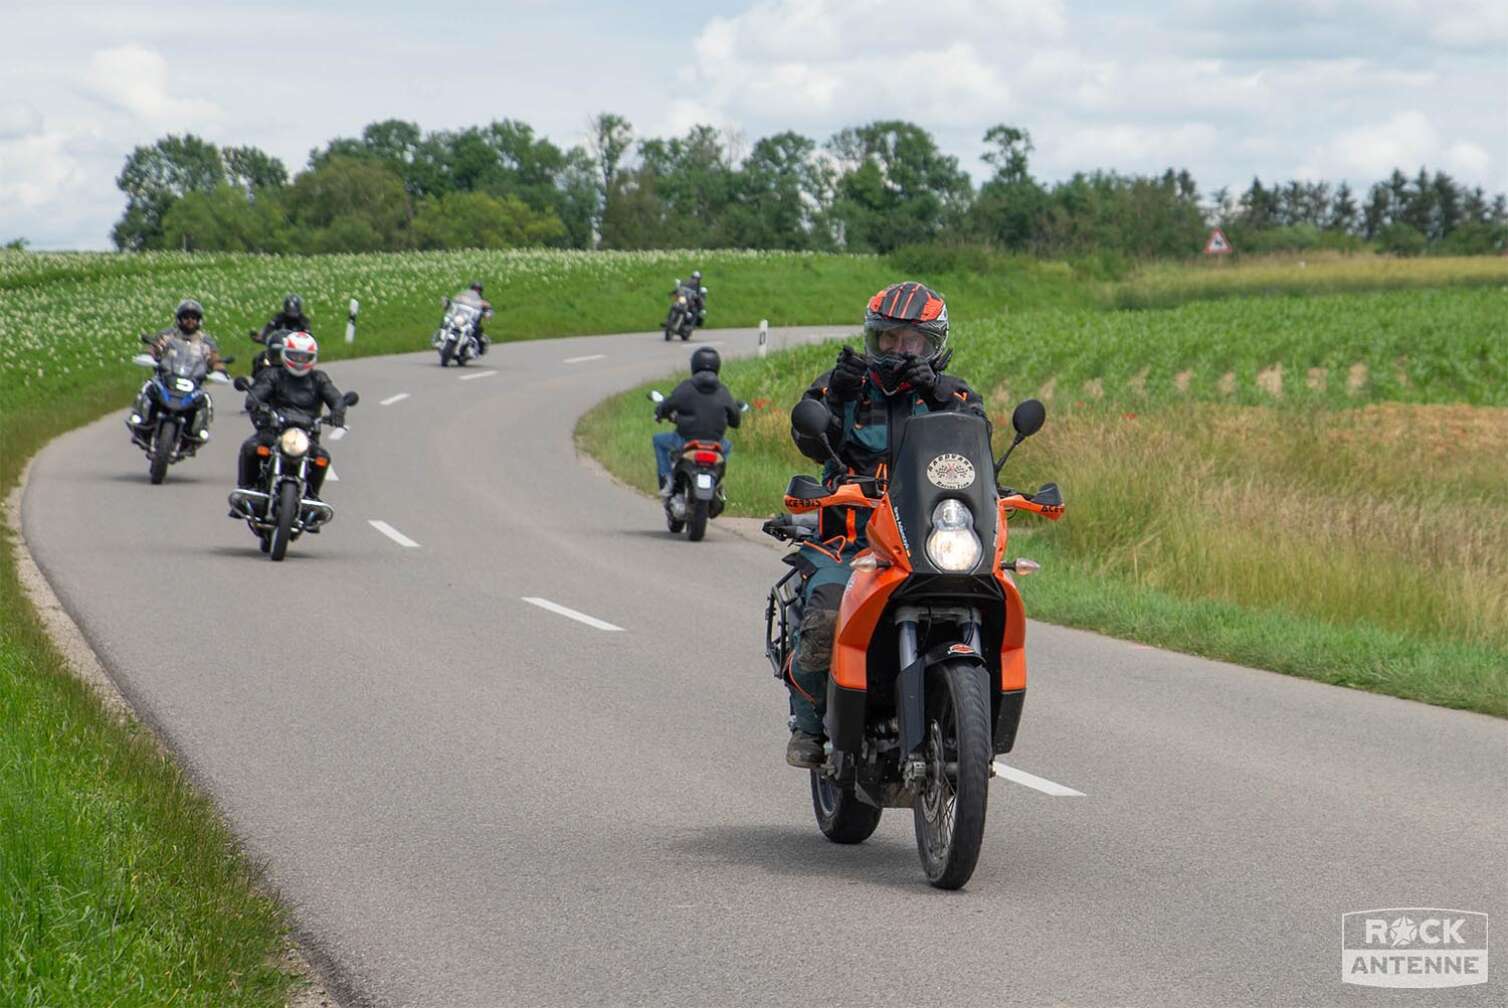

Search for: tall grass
xmin=579 ymin=285 xmax=1508 ymax=716
xmin=1112 ymin=252 xmax=1508 ymax=309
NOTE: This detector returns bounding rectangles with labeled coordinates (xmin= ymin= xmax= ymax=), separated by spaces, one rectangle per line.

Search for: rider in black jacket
xmin=652 ymin=346 xmax=740 ymax=496
xmin=237 ymin=332 xmax=347 ymax=500
xmin=252 ymin=294 xmax=311 ymax=374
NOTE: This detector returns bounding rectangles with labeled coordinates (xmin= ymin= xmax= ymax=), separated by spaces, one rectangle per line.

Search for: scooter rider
xmin=446 ymin=281 xmax=494 ymax=353
xmin=782 ymin=281 xmax=988 ymax=768
xmin=652 ymin=346 xmax=740 ymax=497
xmin=237 ymin=332 xmax=346 ymax=502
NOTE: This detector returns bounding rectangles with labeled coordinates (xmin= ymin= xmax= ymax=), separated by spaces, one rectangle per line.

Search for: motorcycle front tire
xmin=269 ymin=482 xmax=298 ymax=562
xmin=148 ymin=419 xmax=177 ymax=484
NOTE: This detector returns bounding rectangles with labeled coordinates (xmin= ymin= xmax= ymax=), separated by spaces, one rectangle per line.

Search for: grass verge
xmin=578 ymin=286 xmax=1508 ymax=718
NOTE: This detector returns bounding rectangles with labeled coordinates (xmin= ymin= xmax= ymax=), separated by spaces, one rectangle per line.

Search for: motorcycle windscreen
xmin=161 ymin=339 xmax=209 ymax=382
xmin=887 ymin=411 xmax=998 ymax=577
xmin=447 ymin=304 xmax=479 ymax=327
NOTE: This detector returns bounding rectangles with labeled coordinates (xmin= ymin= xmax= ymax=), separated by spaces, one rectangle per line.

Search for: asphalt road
xmin=23 ymin=326 xmax=1507 ymax=1007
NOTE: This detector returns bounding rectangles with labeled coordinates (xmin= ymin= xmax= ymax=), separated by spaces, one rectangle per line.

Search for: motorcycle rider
xmin=237 ymin=332 xmax=347 ymax=503
xmin=445 ymin=281 xmax=494 ymax=354
xmin=782 ymin=281 xmax=988 ymax=768
xmin=252 ymin=293 xmax=310 ymax=373
xmin=652 ymin=346 xmax=740 ymax=498
xmin=669 ymin=270 xmax=707 ymax=327
xmin=133 ymin=298 xmax=224 ymax=439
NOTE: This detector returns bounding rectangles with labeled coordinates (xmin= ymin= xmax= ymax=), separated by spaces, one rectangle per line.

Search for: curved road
xmin=24 ymin=326 xmax=1506 ymax=1007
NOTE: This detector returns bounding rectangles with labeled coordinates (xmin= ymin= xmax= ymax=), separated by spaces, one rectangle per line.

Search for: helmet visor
xmin=864 ymin=323 xmax=940 ymax=359
xmin=283 ymin=348 xmax=315 ymax=371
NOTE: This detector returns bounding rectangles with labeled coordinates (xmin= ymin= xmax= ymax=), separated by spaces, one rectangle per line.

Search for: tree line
xmin=111 ymin=115 xmax=1507 ymax=258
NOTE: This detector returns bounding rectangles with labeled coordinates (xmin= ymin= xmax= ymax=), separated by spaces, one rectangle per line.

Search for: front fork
xmin=895 ymin=606 xmax=984 ymax=761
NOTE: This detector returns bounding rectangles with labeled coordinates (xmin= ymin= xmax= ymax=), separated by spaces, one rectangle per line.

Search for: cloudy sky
xmin=2 ymin=0 xmax=1504 ymax=249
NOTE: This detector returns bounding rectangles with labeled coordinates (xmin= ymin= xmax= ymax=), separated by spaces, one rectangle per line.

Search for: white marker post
xmin=758 ymin=318 xmax=769 ymax=359
xmin=345 ymin=298 xmax=359 ymax=344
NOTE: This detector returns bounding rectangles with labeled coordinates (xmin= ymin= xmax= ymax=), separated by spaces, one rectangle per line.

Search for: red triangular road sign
xmin=1204 ymin=228 xmax=1233 ymax=255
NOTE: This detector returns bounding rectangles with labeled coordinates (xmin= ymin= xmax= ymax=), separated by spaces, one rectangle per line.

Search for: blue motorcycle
xmin=126 ymin=335 xmax=231 ymax=484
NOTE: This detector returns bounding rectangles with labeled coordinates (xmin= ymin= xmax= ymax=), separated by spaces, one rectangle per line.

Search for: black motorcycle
xmin=248 ymin=328 xmax=286 ymax=379
xmin=648 ymin=389 xmax=746 ymax=541
xmin=126 ymin=335 xmax=232 ymax=484
xmin=662 ymin=282 xmax=704 ymax=342
xmin=227 ymin=381 xmax=359 ymax=561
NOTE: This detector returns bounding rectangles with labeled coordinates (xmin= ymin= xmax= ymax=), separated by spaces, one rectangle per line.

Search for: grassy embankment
xmin=579 ymin=271 xmax=1508 ymax=718
xmin=0 ymin=246 xmax=1098 ymax=1005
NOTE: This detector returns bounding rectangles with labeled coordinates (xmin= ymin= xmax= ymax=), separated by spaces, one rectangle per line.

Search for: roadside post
xmin=758 ymin=318 xmax=768 ymax=358
xmin=345 ymin=298 xmax=359 ymax=343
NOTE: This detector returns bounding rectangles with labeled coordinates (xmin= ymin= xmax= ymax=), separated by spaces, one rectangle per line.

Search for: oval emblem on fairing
xmin=926 ymin=453 xmax=976 ymax=490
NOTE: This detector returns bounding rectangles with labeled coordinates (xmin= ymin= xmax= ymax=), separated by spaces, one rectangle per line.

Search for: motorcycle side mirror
xmin=1012 ymin=398 xmax=1046 ymax=439
xmin=249 ymin=329 xmax=262 ymax=341
xmin=791 ymin=398 xmax=832 ymax=439
xmin=221 ymin=354 xmax=236 ymax=365
xmin=700 ymin=286 xmax=709 ymax=295
xmin=995 ymin=398 xmax=1047 ymax=476
xmin=233 ymin=376 xmax=251 ymax=391
xmin=131 ymin=353 xmax=157 ymax=368
xmin=342 ymin=391 xmax=360 ymax=407
xmin=738 ymin=400 xmax=751 ymax=413
xmin=673 ymin=278 xmax=681 ymax=287
xmin=648 ymin=389 xmax=666 ymax=404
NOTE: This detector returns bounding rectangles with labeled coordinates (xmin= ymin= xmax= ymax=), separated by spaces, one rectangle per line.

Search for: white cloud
xmin=83 ymin=46 xmax=221 ymax=126
xmin=1297 ymin=110 xmax=1494 ymax=182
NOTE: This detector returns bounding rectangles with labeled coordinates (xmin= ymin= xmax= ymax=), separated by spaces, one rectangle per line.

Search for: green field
xmin=579 ymin=285 xmax=1508 ymax=717
xmin=2 ymin=248 xmax=1505 ymax=1006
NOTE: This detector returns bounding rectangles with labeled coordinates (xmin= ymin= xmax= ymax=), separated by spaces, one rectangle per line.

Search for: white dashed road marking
xmin=993 ymin=762 xmax=1086 ymax=797
xmin=563 ymin=354 xmax=606 ymax=364
xmin=458 ymin=370 xmax=497 ymax=381
xmin=521 ymin=597 xmax=624 ymax=632
xmin=368 ymin=520 xmax=420 ymax=548
xmin=380 ymin=392 xmax=410 ymax=405
xmin=326 ymin=467 xmax=339 ymax=482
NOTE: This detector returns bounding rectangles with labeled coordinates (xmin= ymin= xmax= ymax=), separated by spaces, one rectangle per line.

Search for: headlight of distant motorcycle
xmin=677 ymin=296 xmax=687 ymax=305
xmin=925 ymin=498 xmax=981 ymax=572
xmin=279 ymin=428 xmax=310 ymax=457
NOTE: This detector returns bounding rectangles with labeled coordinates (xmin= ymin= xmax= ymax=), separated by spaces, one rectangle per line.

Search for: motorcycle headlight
xmin=279 ymin=428 xmax=310 ymax=457
xmin=925 ymin=499 xmax=981 ymax=572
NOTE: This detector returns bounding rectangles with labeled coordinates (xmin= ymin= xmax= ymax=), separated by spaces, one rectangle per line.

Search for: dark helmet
xmin=469 ymin=281 xmax=484 ymax=296
xmin=282 ymin=293 xmax=303 ymax=317
xmin=175 ymin=298 xmax=204 ymax=322
xmin=690 ymin=346 xmax=721 ymax=375
xmin=863 ymin=281 xmax=949 ymax=392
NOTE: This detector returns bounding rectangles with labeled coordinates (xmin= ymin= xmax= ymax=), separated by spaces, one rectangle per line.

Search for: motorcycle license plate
xmin=696 ymin=473 xmax=714 ymax=489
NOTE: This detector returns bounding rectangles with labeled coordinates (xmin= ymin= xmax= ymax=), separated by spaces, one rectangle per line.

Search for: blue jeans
xmin=652 ymin=432 xmax=731 ymax=485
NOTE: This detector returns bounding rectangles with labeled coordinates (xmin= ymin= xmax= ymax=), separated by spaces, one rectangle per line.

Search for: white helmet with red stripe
xmin=282 ymin=331 xmax=317 ymax=376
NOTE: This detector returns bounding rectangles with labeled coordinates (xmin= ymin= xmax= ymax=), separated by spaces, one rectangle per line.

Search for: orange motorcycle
xmin=764 ymin=398 xmax=1062 ymax=888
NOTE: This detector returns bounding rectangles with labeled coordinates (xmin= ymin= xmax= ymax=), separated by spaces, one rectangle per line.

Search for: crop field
xmin=580 ymin=285 xmax=1508 ymax=716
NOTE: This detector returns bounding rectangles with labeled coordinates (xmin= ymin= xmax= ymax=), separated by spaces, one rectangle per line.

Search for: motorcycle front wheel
xmin=914 ymin=660 xmax=992 ymax=890
xmin=438 ymin=342 xmax=453 ymax=366
xmin=269 ymin=482 xmax=298 ymax=561
xmin=148 ymin=419 xmax=177 ymax=484
xmin=811 ymin=772 xmax=882 ymax=844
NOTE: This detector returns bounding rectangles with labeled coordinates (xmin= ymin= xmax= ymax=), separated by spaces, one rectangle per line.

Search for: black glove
xmin=328 ymin=411 xmax=346 ymax=429
xmin=828 ymin=346 xmax=868 ymax=402
xmin=900 ymin=356 xmax=938 ymax=395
